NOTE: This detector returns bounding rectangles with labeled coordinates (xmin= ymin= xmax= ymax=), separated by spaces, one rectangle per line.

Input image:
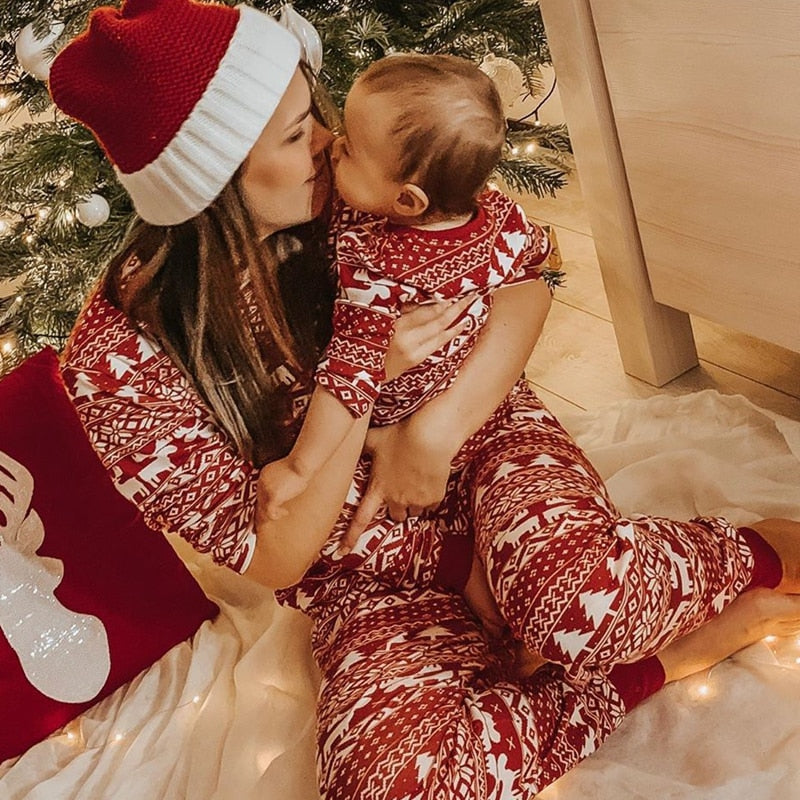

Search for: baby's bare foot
xmin=512 ymin=640 xmax=548 ymax=678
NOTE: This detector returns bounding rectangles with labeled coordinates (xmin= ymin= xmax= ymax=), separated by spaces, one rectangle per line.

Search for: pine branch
xmin=494 ymin=158 xmax=567 ymax=198
xmin=421 ymin=1 xmax=549 ymax=61
xmin=507 ymin=122 xmax=572 ymax=154
xmin=0 ymin=0 xmax=563 ymax=371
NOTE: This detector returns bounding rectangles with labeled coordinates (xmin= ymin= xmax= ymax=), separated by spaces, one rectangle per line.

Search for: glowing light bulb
xmin=511 ymin=146 xmax=520 ymax=155
xmin=1 ymin=342 xmax=13 ymax=354
xmin=24 ymin=234 xmax=34 ymax=244
xmin=525 ymin=143 xmax=537 ymax=154
xmin=689 ymin=679 xmax=715 ymax=701
xmin=0 ymin=95 xmax=9 ymax=112
xmin=64 ymin=210 xmax=75 ymax=224
xmin=37 ymin=207 xmax=50 ymax=220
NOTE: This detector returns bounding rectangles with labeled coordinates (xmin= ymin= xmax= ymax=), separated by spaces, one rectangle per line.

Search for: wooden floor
xmin=513 ymin=170 xmax=800 ymax=422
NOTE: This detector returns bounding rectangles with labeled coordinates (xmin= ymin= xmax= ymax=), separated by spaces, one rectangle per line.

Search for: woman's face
xmin=240 ymin=68 xmax=333 ymax=237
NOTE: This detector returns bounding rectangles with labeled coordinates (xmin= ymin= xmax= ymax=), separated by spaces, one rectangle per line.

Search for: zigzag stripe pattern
xmin=60 ymin=280 xmax=314 ymax=574
xmin=320 ymin=189 xmax=553 ymax=421
xmin=276 ymin=380 xmax=757 ymax=797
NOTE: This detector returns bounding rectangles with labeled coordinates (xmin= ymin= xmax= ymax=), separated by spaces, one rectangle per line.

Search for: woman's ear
xmin=392 ymin=183 xmax=430 ymax=219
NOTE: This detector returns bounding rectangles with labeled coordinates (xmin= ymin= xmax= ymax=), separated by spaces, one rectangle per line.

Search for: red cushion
xmin=0 ymin=348 xmax=218 ymax=763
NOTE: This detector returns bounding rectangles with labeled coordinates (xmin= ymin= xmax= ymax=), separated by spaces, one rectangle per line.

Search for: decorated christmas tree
xmin=0 ymin=0 xmax=569 ymax=375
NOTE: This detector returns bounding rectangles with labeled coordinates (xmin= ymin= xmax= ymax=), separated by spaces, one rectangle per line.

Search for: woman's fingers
xmin=421 ymin=316 xmax=470 ymax=358
xmin=399 ymin=296 xmax=474 ymax=343
xmin=345 ymin=487 xmax=385 ymax=547
xmin=386 ymin=295 xmax=477 ymax=380
xmin=398 ymin=294 xmax=472 ymax=325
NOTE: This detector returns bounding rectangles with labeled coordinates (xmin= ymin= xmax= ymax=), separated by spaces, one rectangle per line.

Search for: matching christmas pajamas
xmin=319 ymin=189 xmax=551 ymax=421
xmin=63 ymin=279 xmax=781 ymax=800
xmin=277 ymin=381 xmax=778 ymax=799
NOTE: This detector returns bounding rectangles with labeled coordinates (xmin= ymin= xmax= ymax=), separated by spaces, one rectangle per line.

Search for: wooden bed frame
xmin=539 ymin=0 xmax=800 ymax=386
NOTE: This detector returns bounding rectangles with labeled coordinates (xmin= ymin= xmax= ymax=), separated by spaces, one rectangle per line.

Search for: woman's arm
xmin=246 ymin=296 xmax=479 ymax=588
xmin=346 ymin=277 xmax=552 ymax=540
xmin=257 ymin=387 xmax=361 ymax=521
xmin=409 ymin=277 xmax=553 ymax=459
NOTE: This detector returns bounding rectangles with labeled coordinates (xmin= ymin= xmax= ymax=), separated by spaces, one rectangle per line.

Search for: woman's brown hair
xmin=105 ymin=172 xmax=334 ymax=468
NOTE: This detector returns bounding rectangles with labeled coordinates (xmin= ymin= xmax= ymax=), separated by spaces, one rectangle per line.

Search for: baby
xmin=260 ymin=53 xmax=554 ymax=519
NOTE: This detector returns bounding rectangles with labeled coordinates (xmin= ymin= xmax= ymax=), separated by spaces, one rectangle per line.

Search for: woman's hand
xmin=343 ymin=418 xmax=455 ymax=546
xmin=346 ymin=280 xmax=552 ymax=545
xmin=384 ymin=296 xmax=474 ymax=381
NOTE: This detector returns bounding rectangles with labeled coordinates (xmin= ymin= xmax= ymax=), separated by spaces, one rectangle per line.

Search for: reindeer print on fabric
xmin=0 ymin=450 xmax=111 ymax=703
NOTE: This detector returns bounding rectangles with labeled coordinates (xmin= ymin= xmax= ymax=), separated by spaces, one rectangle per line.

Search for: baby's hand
xmin=257 ymin=458 xmax=310 ymax=521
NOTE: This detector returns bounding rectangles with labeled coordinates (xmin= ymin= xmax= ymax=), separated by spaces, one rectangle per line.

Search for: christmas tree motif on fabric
xmin=0 ymin=450 xmax=111 ymax=703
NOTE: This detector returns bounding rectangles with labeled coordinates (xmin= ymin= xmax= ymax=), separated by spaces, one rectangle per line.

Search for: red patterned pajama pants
xmin=277 ymin=381 xmax=767 ymax=799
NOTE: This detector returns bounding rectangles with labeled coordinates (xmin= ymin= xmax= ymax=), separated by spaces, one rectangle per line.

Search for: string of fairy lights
xmin=35 ymin=631 xmax=800 ymax=767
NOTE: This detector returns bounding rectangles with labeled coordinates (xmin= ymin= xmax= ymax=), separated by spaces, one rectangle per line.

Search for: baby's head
xmin=334 ymin=53 xmax=505 ymax=223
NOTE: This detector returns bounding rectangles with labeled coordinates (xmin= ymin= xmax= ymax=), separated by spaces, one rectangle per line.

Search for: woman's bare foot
xmin=748 ymin=518 xmax=800 ymax=593
xmin=658 ymin=588 xmax=800 ymax=683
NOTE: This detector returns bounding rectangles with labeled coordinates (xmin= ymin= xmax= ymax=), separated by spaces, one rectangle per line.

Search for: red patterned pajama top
xmin=59 ymin=248 xmax=781 ymax=799
xmin=60 ymin=269 xmax=310 ymax=574
xmin=320 ymin=189 xmax=551 ymax=421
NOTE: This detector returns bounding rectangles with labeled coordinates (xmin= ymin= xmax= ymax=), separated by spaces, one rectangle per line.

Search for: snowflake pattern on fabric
xmin=317 ymin=190 xmax=551 ymax=420
xmin=60 ymin=276 xmax=311 ymax=573
xmin=277 ymin=382 xmax=756 ymax=798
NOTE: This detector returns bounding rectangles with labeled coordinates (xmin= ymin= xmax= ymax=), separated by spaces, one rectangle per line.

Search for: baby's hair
xmin=355 ymin=53 xmax=506 ymax=216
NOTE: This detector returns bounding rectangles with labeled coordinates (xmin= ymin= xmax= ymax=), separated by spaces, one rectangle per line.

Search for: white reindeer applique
xmin=0 ymin=450 xmax=111 ymax=703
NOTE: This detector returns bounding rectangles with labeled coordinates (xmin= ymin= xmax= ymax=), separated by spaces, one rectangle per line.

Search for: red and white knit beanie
xmin=49 ymin=0 xmax=301 ymax=225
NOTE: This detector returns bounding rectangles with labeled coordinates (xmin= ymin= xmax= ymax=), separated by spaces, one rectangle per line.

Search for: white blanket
xmin=2 ymin=390 xmax=798 ymax=799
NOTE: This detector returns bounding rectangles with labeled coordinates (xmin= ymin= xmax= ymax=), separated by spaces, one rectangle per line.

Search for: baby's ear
xmin=392 ymin=183 xmax=429 ymax=218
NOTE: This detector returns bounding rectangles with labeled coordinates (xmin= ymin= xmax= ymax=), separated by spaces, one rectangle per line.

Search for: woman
xmin=49 ymin=1 xmax=800 ymax=797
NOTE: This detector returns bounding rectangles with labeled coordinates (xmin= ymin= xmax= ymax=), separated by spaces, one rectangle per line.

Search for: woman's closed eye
xmin=285 ymin=125 xmax=308 ymax=145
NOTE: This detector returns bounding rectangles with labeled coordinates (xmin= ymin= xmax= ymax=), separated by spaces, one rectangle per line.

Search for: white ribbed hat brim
xmin=117 ymin=5 xmax=301 ymax=226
